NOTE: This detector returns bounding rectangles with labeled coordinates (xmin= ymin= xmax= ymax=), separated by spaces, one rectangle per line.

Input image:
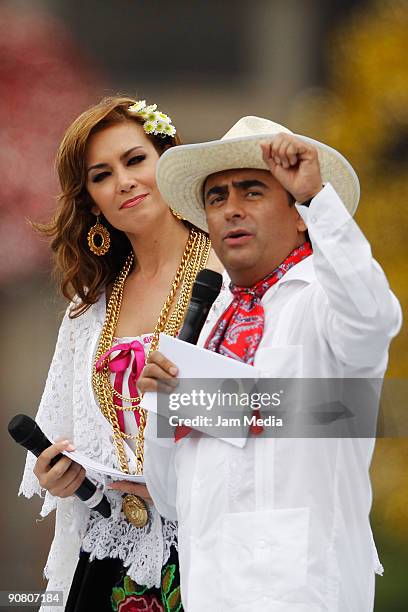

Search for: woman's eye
xmin=128 ymin=155 xmax=146 ymax=165
xmin=92 ymin=171 xmax=110 ymax=183
xmin=247 ymin=191 xmax=261 ymax=197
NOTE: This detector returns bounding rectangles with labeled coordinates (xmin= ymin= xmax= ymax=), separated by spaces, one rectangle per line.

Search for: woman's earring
xmin=170 ymin=207 xmax=184 ymax=221
xmin=87 ymin=213 xmax=111 ymax=256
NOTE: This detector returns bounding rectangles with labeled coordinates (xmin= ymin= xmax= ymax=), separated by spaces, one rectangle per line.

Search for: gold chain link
xmin=92 ymin=227 xmax=211 ymax=475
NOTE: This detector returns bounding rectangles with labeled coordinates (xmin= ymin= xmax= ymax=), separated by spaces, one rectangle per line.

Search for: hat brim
xmin=157 ymin=133 xmax=360 ymax=233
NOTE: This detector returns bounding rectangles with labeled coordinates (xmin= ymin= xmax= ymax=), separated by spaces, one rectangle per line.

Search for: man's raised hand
xmin=261 ymin=133 xmax=323 ymax=204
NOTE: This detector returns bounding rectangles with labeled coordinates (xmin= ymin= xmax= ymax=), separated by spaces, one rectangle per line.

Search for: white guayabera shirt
xmin=144 ymin=184 xmax=402 ymax=612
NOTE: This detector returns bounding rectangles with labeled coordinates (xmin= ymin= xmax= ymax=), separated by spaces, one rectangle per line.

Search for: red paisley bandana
xmin=205 ymin=241 xmax=313 ymax=364
xmin=175 ymin=242 xmax=313 ymax=442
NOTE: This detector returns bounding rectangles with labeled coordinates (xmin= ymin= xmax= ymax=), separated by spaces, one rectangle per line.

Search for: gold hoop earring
xmin=170 ymin=207 xmax=184 ymax=221
xmin=87 ymin=213 xmax=111 ymax=256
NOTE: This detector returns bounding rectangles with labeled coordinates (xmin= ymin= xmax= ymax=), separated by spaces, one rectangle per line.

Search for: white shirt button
xmin=311 ymin=215 xmax=318 ymax=223
xmin=258 ymin=539 xmax=267 ymax=548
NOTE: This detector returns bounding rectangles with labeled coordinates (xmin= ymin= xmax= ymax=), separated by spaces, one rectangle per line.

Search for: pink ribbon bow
xmin=95 ymin=340 xmax=146 ymax=429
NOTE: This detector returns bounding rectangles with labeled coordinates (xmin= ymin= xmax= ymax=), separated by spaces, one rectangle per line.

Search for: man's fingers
xmin=147 ymin=351 xmax=178 ymax=376
xmin=260 ymin=141 xmax=271 ymax=161
xmin=108 ymin=481 xmax=153 ymax=504
xmin=260 ymin=141 xmax=277 ymax=173
xmin=139 ymin=368 xmax=178 ymax=394
xmin=271 ymin=134 xmax=312 ymax=162
xmin=142 ymin=362 xmax=175 ymax=380
xmin=262 ymin=138 xmax=294 ymax=170
xmin=138 ymin=352 xmax=179 ymax=394
xmin=276 ymin=139 xmax=292 ymax=168
xmin=146 ymin=363 xmax=179 ymax=383
xmin=261 ymin=134 xmax=322 ymax=202
xmin=285 ymin=142 xmax=299 ymax=166
xmin=138 ymin=376 xmax=155 ymax=394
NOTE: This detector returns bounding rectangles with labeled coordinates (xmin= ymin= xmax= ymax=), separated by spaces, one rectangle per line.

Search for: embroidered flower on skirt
xmin=111 ymin=558 xmax=182 ymax=612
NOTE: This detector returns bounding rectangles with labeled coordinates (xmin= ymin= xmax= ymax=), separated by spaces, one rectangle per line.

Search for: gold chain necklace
xmin=92 ymin=227 xmax=211 ymax=478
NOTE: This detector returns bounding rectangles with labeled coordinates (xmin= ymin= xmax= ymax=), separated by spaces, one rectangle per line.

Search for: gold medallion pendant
xmin=122 ymin=494 xmax=149 ymax=528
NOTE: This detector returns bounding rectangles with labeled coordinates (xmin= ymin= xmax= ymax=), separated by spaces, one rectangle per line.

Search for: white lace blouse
xmin=19 ymin=294 xmax=177 ymax=611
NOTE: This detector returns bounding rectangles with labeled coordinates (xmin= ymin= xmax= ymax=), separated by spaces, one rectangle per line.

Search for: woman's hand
xmin=108 ymin=481 xmax=153 ymax=504
xmin=33 ymin=440 xmax=86 ymax=498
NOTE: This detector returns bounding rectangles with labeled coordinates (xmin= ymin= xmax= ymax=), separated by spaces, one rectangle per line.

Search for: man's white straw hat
xmin=157 ymin=116 xmax=360 ymax=233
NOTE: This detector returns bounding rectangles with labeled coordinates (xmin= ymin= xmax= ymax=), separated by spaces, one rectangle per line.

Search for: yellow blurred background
xmin=1 ymin=0 xmax=407 ymax=609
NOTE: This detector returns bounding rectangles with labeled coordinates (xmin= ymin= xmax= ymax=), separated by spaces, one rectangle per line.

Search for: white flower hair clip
xmin=128 ymin=100 xmax=176 ymax=137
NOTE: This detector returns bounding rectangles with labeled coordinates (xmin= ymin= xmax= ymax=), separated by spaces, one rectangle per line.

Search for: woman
xmin=19 ymin=96 xmax=222 ymax=611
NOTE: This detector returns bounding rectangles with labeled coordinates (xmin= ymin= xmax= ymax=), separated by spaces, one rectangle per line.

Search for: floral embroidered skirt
xmin=65 ymin=546 xmax=183 ymax=612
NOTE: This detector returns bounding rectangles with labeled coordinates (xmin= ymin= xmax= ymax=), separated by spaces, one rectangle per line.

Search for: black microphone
xmin=178 ymin=268 xmax=223 ymax=345
xmin=8 ymin=414 xmax=111 ymax=518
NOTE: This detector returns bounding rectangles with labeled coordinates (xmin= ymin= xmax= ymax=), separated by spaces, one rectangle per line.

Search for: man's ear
xmin=295 ymin=211 xmax=308 ymax=233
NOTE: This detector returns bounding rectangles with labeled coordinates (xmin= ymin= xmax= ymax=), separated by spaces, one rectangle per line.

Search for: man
xmin=138 ymin=117 xmax=402 ymax=611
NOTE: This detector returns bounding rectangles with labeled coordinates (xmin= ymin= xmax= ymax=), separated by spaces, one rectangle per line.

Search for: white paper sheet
xmin=59 ymin=451 xmax=145 ymax=483
xmin=141 ymin=333 xmax=261 ymax=448
xmin=51 ymin=444 xmax=145 ymax=482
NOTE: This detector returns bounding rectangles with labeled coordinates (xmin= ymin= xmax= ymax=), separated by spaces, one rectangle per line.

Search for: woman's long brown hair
xmin=39 ymin=96 xmax=181 ymax=317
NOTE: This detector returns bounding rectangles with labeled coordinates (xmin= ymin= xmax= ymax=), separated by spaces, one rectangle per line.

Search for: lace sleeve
xmin=18 ymin=304 xmax=76 ymax=517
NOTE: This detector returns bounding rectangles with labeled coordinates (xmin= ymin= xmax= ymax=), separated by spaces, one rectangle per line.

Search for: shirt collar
xmin=275 ymin=253 xmax=316 ymax=285
xmin=226 ymin=253 xmax=316 ymax=298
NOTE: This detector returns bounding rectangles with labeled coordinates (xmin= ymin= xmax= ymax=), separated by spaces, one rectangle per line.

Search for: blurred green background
xmin=1 ymin=0 xmax=406 ymax=609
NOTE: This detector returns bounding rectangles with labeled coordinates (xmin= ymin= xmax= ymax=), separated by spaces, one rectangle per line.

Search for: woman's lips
xmin=120 ymin=194 xmax=148 ymax=209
